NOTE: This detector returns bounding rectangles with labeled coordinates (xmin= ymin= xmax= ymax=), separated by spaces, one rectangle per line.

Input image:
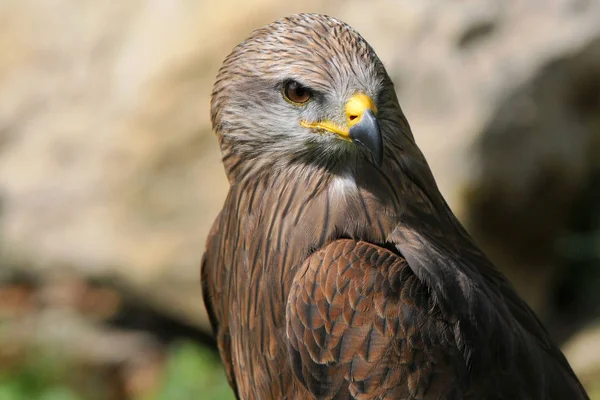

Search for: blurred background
xmin=0 ymin=0 xmax=599 ymax=399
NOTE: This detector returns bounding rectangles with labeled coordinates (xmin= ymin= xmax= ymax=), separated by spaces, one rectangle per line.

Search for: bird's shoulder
xmin=286 ymin=239 xmax=471 ymax=399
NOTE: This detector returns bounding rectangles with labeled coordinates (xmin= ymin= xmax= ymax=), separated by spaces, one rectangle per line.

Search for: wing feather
xmin=286 ymin=239 xmax=466 ymax=400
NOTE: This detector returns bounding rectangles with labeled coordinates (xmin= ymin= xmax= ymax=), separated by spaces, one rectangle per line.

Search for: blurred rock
xmin=0 ymin=0 xmax=599 ymax=365
xmin=564 ymin=322 xmax=600 ymax=390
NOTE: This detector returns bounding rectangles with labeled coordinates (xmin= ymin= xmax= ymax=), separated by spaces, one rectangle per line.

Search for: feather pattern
xmin=202 ymin=13 xmax=588 ymax=400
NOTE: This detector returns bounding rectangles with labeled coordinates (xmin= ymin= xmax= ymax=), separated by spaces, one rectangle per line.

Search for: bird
xmin=201 ymin=13 xmax=589 ymax=400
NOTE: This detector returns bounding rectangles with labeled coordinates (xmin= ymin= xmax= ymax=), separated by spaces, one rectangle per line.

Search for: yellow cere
xmin=345 ymin=93 xmax=377 ymax=127
xmin=300 ymin=93 xmax=377 ymax=140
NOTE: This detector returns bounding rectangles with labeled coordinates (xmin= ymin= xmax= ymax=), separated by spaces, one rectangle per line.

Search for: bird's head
xmin=211 ymin=13 xmax=415 ymax=179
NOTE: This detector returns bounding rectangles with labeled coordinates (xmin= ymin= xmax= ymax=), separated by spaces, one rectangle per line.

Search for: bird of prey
xmin=202 ymin=13 xmax=588 ymax=400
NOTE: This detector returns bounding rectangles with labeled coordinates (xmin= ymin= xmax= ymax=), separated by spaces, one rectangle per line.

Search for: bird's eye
xmin=282 ymin=80 xmax=312 ymax=105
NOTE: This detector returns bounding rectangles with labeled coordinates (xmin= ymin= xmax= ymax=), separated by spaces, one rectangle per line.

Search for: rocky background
xmin=0 ymin=0 xmax=599 ymax=399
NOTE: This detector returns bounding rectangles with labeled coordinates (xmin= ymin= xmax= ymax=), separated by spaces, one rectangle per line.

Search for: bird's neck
xmin=232 ymin=158 xmax=415 ymax=260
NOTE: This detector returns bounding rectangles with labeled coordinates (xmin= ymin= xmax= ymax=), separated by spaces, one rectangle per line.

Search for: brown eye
xmin=282 ymin=80 xmax=312 ymax=105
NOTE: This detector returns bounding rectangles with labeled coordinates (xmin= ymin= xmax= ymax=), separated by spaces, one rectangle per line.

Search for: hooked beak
xmin=300 ymin=93 xmax=383 ymax=166
xmin=348 ymin=108 xmax=382 ymax=166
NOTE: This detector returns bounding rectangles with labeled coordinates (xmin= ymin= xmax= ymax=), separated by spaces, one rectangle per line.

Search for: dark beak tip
xmin=348 ymin=109 xmax=383 ymax=166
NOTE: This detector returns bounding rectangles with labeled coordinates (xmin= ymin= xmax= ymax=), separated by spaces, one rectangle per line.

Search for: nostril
xmin=349 ymin=115 xmax=358 ymax=121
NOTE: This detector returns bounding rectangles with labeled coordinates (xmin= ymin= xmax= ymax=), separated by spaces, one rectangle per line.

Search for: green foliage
xmin=152 ymin=341 xmax=234 ymax=400
xmin=0 ymin=350 xmax=82 ymax=400
xmin=0 ymin=341 xmax=234 ymax=400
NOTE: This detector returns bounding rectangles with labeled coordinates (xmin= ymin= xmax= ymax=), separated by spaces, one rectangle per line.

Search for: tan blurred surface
xmin=0 ymin=0 xmax=599 ymax=396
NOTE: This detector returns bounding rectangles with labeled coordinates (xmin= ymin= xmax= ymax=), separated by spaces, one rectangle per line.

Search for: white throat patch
xmin=330 ymin=172 xmax=358 ymax=199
